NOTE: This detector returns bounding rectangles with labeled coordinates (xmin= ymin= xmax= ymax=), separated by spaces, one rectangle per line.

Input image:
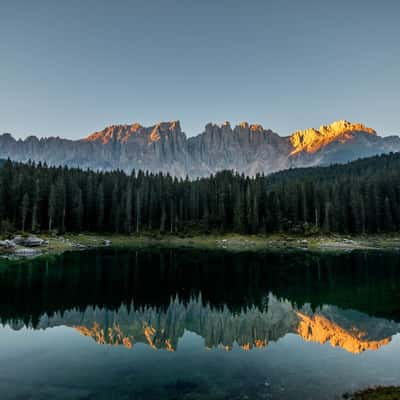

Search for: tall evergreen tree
xmin=21 ymin=193 xmax=29 ymax=232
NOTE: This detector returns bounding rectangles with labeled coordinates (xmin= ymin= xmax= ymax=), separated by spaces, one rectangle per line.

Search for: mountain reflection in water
xmin=6 ymin=294 xmax=400 ymax=354
xmin=1 ymin=248 xmax=400 ymax=356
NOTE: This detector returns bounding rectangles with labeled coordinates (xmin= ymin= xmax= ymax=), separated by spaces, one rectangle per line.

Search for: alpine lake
xmin=1 ymin=247 xmax=400 ymax=399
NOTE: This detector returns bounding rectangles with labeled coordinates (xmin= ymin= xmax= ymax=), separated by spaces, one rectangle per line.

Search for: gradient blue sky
xmin=1 ymin=0 xmax=399 ymax=139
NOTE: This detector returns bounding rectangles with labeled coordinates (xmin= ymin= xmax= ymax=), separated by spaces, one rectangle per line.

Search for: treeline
xmin=0 ymin=152 xmax=400 ymax=235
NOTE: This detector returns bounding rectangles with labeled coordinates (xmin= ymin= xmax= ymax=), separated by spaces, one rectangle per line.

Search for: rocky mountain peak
xmin=84 ymin=123 xmax=143 ymax=144
xmin=84 ymin=121 xmax=182 ymax=145
xmin=237 ymin=122 xmax=264 ymax=132
xmin=319 ymin=119 xmax=376 ymax=136
xmin=149 ymin=121 xmax=182 ymax=143
xmin=202 ymin=121 xmax=266 ymax=135
xmin=153 ymin=120 xmax=181 ymax=132
xmin=289 ymin=120 xmax=377 ymax=155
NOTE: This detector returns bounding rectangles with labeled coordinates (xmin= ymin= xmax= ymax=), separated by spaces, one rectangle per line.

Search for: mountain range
xmin=0 ymin=119 xmax=399 ymax=177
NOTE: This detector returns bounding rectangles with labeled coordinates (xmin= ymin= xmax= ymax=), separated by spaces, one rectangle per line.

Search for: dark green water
xmin=1 ymin=248 xmax=400 ymax=399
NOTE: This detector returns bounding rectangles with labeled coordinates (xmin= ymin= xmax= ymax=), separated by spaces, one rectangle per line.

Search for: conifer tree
xmin=21 ymin=193 xmax=29 ymax=232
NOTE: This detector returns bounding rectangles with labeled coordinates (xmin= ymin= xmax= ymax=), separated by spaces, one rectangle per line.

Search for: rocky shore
xmin=1 ymin=232 xmax=400 ymax=260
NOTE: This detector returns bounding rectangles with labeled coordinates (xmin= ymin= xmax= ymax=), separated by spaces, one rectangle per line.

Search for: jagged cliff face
xmin=8 ymin=295 xmax=399 ymax=354
xmin=187 ymin=121 xmax=292 ymax=176
xmin=0 ymin=120 xmax=398 ymax=177
xmin=84 ymin=121 xmax=190 ymax=176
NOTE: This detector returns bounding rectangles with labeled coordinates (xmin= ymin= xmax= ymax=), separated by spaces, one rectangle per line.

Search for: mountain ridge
xmin=0 ymin=120 xmax=398 ymax=177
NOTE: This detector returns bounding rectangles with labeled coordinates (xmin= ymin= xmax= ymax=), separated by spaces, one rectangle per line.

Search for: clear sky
xmin=1 ymin=0 xmax=399 ymax=139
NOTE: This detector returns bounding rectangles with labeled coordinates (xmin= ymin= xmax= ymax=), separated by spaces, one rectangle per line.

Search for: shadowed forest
xmin=0 ymin=152 xmax=399 ymax=235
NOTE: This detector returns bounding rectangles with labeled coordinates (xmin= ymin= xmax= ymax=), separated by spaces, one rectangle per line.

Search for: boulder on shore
xmin=13 ymin=236 xmax=48 ymax=247
xmin=0 ymin=239 xmax=16 ymax=249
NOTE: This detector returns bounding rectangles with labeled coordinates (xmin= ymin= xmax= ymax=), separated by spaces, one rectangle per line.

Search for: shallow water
xmin=1 ymin=248 xmax=400 ymax=399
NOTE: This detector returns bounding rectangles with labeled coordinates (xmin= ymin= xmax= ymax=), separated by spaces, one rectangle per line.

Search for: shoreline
xmin=2 ymin=232 xmax=400 ymax=260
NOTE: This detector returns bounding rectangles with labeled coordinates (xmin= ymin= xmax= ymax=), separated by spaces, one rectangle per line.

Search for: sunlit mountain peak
xmin=290 ymin=120 xmax=376 ymax=155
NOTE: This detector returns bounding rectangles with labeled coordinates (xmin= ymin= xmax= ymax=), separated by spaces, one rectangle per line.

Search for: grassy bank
xmin=2 ymin=232 xmax=400 ymax=260
xmin=27 ymin=232 xmax=400 ymax=256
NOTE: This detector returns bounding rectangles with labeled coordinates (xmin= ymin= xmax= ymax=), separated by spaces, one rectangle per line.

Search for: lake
xmin=1 ymin=248 xmax=400 ymax=399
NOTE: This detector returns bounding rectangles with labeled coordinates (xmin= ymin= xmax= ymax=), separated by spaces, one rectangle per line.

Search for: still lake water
xmin=1 ymin=248 xmax=400 ymax=399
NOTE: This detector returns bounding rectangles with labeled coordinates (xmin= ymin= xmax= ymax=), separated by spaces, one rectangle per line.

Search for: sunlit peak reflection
xmin=6 ymin=293 xmax=396 ymax=354
xmin=296 ymin=312 xmax=392 ymax=354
